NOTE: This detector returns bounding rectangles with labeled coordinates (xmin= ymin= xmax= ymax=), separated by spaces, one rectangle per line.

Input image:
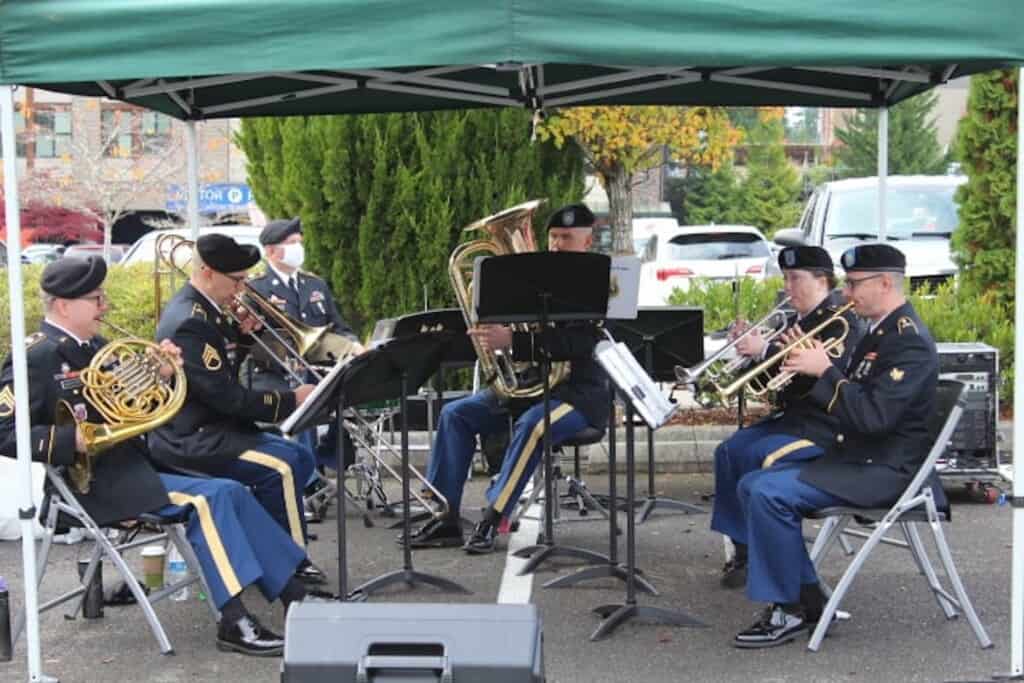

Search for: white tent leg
xmin=1 ymin=85 xmax=56 ymax=683
xmin=1004 ymin=65 xmax=1024 ymax=681
xmin=877 ymin=106 xmax=889 ymax=240
xmin=185 ymin=120 xmax=201 ymax=241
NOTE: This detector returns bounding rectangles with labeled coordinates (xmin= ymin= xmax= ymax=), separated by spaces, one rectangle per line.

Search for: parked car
xmin=774 ymin=175 xmax=965 ymax=290
xmin=20 ymin=244 xmax=65 ymax=265
xmin=62 ymin=244 xmax=128 ymax=263
xmin=638 ymin=224 xmax=778 ymax=306
xmin=120 ymin=225 xmax=263 ymax=267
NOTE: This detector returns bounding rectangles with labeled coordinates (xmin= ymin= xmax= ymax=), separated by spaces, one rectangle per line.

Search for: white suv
xmin=774 ymin=175 xmax=964 ymax=290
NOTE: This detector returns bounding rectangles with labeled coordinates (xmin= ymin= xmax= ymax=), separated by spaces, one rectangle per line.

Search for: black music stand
xmin=475 ymin=252 xmax=612 ymax=575
xmin=608 ymin=307 xmax=706 ymax=523
xmin=543 ymin=390 xmax=657 ymax=594
xmin=590 ymin=387 xmax=706 ymax=641
xmin=285 ymin=332 xmax=471 ymax=597
xmin=384 ymin=309 xmax=475 ymax=526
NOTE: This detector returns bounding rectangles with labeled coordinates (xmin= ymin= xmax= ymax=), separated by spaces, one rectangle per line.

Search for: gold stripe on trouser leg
xmin=238 ymin=450 xmax=305 ymax=546
xmin=494 ymin=403 xmax=575 ymax=512
xmin=167 ymin=491 xmax=243 ymax=596
xmin=761 ymin=439 xmax=816 ymax=469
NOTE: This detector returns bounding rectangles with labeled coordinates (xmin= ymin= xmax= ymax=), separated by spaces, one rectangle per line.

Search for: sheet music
xmin=280 ymin=357 xmax=349 ymax=436
xmin=606 ymin=255 xmax=641 ymax=320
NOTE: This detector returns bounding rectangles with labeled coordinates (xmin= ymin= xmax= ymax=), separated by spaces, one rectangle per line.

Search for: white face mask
xmin=279 ymin=242 xmax=305 ymax=270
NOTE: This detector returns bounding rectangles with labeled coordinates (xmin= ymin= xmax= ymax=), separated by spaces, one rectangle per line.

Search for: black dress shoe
xmin=398 ymin=517 xmax=463 ymax=549
xmin=720 ymin=557 xmax=748 ymax=589
xmin=733 ymin=605 xmax=808 ymax=649
xmin=294 ymin=559 xmax=327 ymax=586
xmin=463 ymin=519 xmax=498 ymax=555
xmin=216 ymin=614 xmax=284 ymax=657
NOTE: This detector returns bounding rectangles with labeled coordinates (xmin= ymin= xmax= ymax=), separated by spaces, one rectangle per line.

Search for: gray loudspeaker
xmin=282 ymin=602 xmax=544 ymax=682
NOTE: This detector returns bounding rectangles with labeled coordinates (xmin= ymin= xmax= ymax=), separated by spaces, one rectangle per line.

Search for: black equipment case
xmin=282 ymin=602 xmax=544 ymax=682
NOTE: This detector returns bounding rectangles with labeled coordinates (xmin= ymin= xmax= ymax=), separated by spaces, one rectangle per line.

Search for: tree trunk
xmin=605 ymin=167 xmax=634 ymax=255
xmin=102 ymin=221 xmax=112 ymax=263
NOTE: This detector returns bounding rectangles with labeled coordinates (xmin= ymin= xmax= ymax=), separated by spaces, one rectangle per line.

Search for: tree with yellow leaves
xmin=538 ymin=106 xmax=740 ymax=253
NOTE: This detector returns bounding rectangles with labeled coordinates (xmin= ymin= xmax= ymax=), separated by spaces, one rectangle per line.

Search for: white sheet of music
xmin=280 ymin=357 xmax=349 ymax=436
xmin=606 ymin=255 xmax=641 ymax=320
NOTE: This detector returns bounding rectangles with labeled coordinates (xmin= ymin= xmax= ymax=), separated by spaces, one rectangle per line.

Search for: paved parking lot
xmin=0 ymin=471 xmax=1014 ymax=682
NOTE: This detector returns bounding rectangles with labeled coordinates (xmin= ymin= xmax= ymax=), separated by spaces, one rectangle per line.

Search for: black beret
xmin=41 ymin=256 xmax=107 ymax=298
xmin=259 ymin=217 xmax=302 ymax=246
xmin=546 ymin=204 xmax=595 ymax=230
xmin=197 ymin=233 xmax=261 ymax=273
xmin=840 ymin=244 xmax=907 ymax=273
xmin=778 ymin=246 xmax=833 ymax=273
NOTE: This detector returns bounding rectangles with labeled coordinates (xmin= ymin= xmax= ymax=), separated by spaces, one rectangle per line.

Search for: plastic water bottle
xmin=166 ymin=546 xmax=189 ymax=602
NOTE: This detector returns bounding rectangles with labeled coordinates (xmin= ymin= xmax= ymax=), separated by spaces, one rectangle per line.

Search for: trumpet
xmin=718 ymin=301 xmax=855 ymax=400
xmin=674 ymin=297 xmax=792 ymax=391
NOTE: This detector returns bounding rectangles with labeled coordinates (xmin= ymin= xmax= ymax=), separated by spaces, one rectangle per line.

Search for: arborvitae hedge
xmin=237 ymin=111 xmax=585 ymax=334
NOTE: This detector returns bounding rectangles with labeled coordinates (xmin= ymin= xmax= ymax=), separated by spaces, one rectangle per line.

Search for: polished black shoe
xmin=398 ymin=517 xmax=463 ymax=549
xmin=463 ymin=520 xmax=498 ymax=555
xmin=216 ymin=614 xmax=284 ymax=657
xmin=294 ymin=559 xmax=327 ymax=586
xmin=733 ymin=605 xmax=808 ymax=649
xmin=720 ymin=557 xmax=748 ymax=589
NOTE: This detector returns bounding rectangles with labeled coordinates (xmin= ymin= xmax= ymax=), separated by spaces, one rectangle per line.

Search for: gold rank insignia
xmin=897 ymin=316 xmax=918 ymax=335
xmin=202 ymin=343 xmax=223 ymax=371
xmin=0 ymin=386 xmax=15 ymax=417
xmin=191 ymin=303 xmax=208 ymax=320
xmin=263 ymin=394 xmax=274 ymax=406
xmin=890 ymin=367 xmax=905 ymax=382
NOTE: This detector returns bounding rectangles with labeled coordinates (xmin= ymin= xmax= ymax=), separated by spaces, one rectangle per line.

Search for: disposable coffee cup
xmin=140 ymin=545 xmax=166 ymax=590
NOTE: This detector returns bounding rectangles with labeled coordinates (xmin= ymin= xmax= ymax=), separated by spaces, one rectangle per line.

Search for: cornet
xmin=674 ymin=297 xmax=792 ymax=395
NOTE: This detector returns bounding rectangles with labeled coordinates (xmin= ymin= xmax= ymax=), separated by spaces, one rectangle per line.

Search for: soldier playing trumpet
xmin=710 ymin=246 xmax=864 ymax=601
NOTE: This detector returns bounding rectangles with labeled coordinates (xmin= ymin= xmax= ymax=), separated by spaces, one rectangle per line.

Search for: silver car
xmin=774 ymin=175 xmax=965 ymax=290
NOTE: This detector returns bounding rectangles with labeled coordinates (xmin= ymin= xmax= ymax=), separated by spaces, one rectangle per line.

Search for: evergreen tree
xmin=737 ymin=109 xmax=802 ymax=235
xmin=834 ymin=91 xmax=948 ymax=178
xmin=951 ymin=69 xmax=1018 ymax=305
xmin=237 ymin=110 xmax=585 ymax=334
xmin=684 ymin=163 xmax=743 ymax=225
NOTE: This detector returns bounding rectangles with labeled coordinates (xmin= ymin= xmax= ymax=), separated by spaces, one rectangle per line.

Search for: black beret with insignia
xmin=197 ymin=234 xmax=261 ymax=273
xmin=546 ymin=204 xmax=596 ymax=230
xmin=41 ymin=256 xmax=107 ymax=298
xmin=840 ymin=244 xmax=907 ymax=273
xmin=259 ymin=217 xmax=302 ymax=246
xmin=778 ymin=246 xmax=833 ymax=273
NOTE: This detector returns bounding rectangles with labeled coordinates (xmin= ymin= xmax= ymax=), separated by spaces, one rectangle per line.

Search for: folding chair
xmin=805 ymin=379 xmax=992 ymax=652
xmin=13 ymin=466 xmax=219 ymax=655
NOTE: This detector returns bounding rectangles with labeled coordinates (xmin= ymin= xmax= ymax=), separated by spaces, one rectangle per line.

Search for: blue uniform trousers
xmin=425 ymin=392 xmax=588 ymax=518
xmin=710 ymin=423 xmax=824 ymax=544
xmin=737 ymin=464 xmax=850 ymax=604
xmin=213 ymin=433 xmax=315 ymax=548
xmin=153 ymin=474 xmax=306 ymax=609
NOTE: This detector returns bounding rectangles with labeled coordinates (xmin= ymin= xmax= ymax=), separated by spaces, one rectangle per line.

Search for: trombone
xmin=717 ymin=301 xmax=855 ymax=400
xmin=674 ymin=297 xmax=792 ymax=392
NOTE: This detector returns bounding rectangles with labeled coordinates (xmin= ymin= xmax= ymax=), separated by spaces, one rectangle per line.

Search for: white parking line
xmin=497 ymin=502 xmax=541 ymax=604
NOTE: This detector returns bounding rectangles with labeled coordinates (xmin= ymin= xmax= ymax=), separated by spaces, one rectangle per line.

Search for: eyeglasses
xmin=220 ymin=272 xmax=248 ymax=285
xmin=842 ymin=273 xmax=885 ymax=291
xmin=77 ymin=292 xmax=108 ymax=306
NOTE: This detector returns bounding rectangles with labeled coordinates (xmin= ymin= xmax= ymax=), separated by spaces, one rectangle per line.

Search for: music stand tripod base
xmin=590 ymin=603 xmax=706 ymax=641
xmin=544 ymin=562 xmax=657 ymax=594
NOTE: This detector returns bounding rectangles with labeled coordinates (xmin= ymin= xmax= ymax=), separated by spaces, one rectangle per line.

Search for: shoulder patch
xmin=0 ymin=385 xmax=14 ymax=417
xmin=897 ymin=316 xmax=919 ymax=335
xmin=191 ymin=303 xmax=208 ymax=321
xmin=25 ymin=332 xmax=46 ymax=349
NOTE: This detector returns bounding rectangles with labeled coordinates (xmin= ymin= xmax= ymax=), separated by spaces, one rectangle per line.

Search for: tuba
xmin=448 ymin=199 xmax=570 ymax=399
xmin=58 ymin=337 xmax=187 ymax=494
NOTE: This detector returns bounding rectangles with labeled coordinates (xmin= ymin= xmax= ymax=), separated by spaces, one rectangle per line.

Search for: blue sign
xmin=167 ymin=183 xmax=253 ymax=213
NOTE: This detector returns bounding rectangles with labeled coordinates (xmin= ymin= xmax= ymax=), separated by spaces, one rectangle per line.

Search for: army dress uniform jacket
xmin=149 ymin=283 xmax=297 ymax=471
xmin=754 ymin=291 xmax=864 ymax=448
xmin=509 ymin=321 xmax=611 ymax=430
xmin=798 ymin=301 xmax=938 ymax=508
xmin=0 ymin=322 xmax=169 ymax=526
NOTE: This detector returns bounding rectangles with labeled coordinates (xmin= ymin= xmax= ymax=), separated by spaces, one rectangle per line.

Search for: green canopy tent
xmin=2 ymin=2 xmax=1024 ymax=681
